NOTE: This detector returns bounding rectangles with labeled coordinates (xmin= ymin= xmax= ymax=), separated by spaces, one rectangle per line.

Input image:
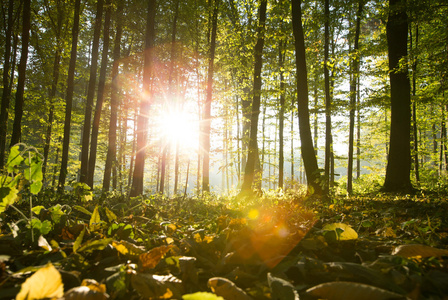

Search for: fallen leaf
xmin=16 ymin=263 xmax=64 ymax=300
xmin=139 ymin=245 xmax=174 ymax=270
xmin=208 ymin=277 xmax=252 ymax=300
xmin=392 ymin=244 xmax=448 ymax=258
xmin=306 ymin=281 xmax=408 ymax=300
xmin=322 ymin=223 xmax=358 ymax=240
xmin=182 ymin=292 xmax=224 ymax=300
xmin=267 ymin=273 xmax=299 ymax=300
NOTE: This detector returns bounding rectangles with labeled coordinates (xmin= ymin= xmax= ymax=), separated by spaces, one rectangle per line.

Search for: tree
xmin=130 ymin=0 xmax=156 ymax=197
xmin=240 ymin=0 xmax=267 ymax=195
xmin=347 ymin=0 xmax=364 ymax=194
xmin=0 ymin=0 xmax=14 ymax=168
xmin=382 ymin=0 xmax=413 ymax=192
xmin=202 ymin=0 xmax=219 ymax=193
xmin=103 ymin=1 xmax=123 ymax=192
xmin=291 ymin=0 xmax=322 ymax=195
xmin=9 ymin=0 xmax=31 ymax=147
xmin=80 ymin=0 xmax=104 ymax=184
xmin=58 ymin=0 xmax=81 ymax=190
xmin=87 ymin=0 xmax=112 ymax=188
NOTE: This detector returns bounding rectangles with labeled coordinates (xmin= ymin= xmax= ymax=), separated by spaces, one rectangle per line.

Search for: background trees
xmin=0 ymin=0 xmax=447 ymax=196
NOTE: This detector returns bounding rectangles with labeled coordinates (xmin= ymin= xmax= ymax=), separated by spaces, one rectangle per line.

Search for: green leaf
xmin=105 ymin=207 xmax=117 ymax=222
xmin=77 ymin=238 xmax=113 ymax=253
xmin=73 ymin=205 xmax=92 ymax=216
xmin=6 ymin=145 xmax=23 ymax=173
xmin=73 ymin=227 xmax=86 ymax=253
xmin=0 ymin=187 xmax=18 ymax=213
xmin=31 ymin=206 xmax=46 ymax=215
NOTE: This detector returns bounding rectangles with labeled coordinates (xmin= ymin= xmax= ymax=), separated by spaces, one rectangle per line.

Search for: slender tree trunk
xmin=323 ymin=0 xmax=332 ymax=193
xmin=382 ymin=0 xmax=413 ymax=192
xmin=58 ymin=0 xmax=81 ymax=190
xmin=291 ymin=0 xmax=322 ymax=195
xmin=130 ymin=0 xmax=156 ymax=197
xmin=411 ymin=23 xmax=420 ymax=182
xmin=103 ymin=2 xmax=123 ymax=192
xmin=87 ymin=0 xmax=111 ymax=188
xmin=347 ymin=0 xmax=363 ymax=194
xmin=10 ymin=0 xmax=31 ymax=147
xmin=278 ymin=40 xmax=286 ymax=190
xmin=80 ymin=0 xmax=104 ymax=183
xmin=0 ymin=0 xmax=14 ymax=168
xmin=290 ymin=101 xmax=294 ymax=187
xmin=356 ymin=76 xmax=361 ymax=179
xmin=240 ymin=0 xmax=267 ymax=194
xmin=202 ymin=0 xmax=218 ymax=192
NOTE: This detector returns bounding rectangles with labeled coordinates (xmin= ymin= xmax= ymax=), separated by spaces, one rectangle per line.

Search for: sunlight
xmin=157 ymin=105 xmax=199 ymax=152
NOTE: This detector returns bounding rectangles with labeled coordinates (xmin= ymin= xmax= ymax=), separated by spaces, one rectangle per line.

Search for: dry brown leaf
xmin=392 ymin=244 xmax=448 ymax=258
xmin=63 ymin=285 xmax=109 ymax=300
xmin=207 ymin=277 xmax=252 ymax=300
xmin=306 ymin=281 xmax=408 ymax=300
xmin=16 ymin=263 xmax=64 ymax=300
xmin=139 ymin=245 xmax=174 ymax=270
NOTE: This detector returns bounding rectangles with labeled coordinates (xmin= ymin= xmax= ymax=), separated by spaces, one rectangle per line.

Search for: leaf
xmin=207 ymin=277 xmax=252 ymax=300
xmin=74 ymin=205 xmax=93 ymax=216
xmin=63 ymin=286 xmax=109 ymax=300
xmin=131 ymin=273 xmax=182 ymax=299
xmin=73 ymin=227 xmax=86 ymax=253
xmin=24 ymin=156 xmax=42 ymax=195
xmin=306 ymin=281 xmax=408 ymax=300
xmin=322 ymin=223 xmax=358 ymax=240
xmin=112 ymin=240 xmax=145 ymax=256
xmin=392 ymin=244 xmax=448 ymax=258
xmin=104 ymin=207 xmax=117 ymax=222
xmin=16 ymin=263 xmax=64 ymax=300
xmin=6 ymin=145 xmax=23 ymax=173
xmin=38 ymin=235 xmax=52 ymax=251
xmin=77 ymin=238 xmax=113 ymax=254
xmin=267 ymin=273 xmax=299 ymax=300
xmin=183 ymin=292 xmax=224 ymax=300
xmin=90 ymin=205 xmax=101 ymax=232
xmin=139 ymin=245 xmax=174 ymax=270
xmin=0 ymin=186 xmax=18 ymax=213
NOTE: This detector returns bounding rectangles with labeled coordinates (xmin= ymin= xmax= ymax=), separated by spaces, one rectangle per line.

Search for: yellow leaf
xmin=323 ymin=223 xmax=358 ymax=240
xmin=383 ymin=227 xmax=396 ymax=238
xmin=81 ymin=278 xmax=107 ymax=293
xmin=16 ymin=263 xmax=64 ymax=300
xmin=139 ymin=245 xmax=174 ymax=271
xmin=38 ymin=235 xmax=52 ymax=251
xmin=112 ymin=240 xmax=145 ymax=256
xmin=392 ymin=244 xmax=448 ymax=258
xmin=89 ymin=205 xmax=101 ymax=232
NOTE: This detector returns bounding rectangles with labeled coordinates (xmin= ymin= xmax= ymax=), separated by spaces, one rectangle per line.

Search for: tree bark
xmin=278 ymin=40 xmax=286 ymax=190
xmin=202 ymin=0 xmax=218 ymax=193
xmin=10 ymin=0 xmax=31 ymax=147
xmin=80 ymin=0 xmax=104 ymax=183
xmin=347 ymin=0 xmax=363 ymax=194
xmin=323 ymin=0 xmax=332 ymax=193
xmin=291 ymin=0 xmax=322 ymax=195
xmin=0 ymin=0 xmax=14 ymax=168
xmin=239 ymin=0 xmax=267 ymax=195
xmin=103 ymin=1 xmax=123 ymax=192
xmin=130 ymin=0 xmax=156 ymax=197
xmin=87 ymin=0 xmax=111 ymax=188
xmin=382 ymin=0 xmax=413 ymax=192
xmin=58 ymin=0 xmax=81 ymax=190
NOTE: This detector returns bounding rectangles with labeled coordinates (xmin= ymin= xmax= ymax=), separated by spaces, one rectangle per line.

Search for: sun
xmin=157 ymin=105 xmax=199 ymax=151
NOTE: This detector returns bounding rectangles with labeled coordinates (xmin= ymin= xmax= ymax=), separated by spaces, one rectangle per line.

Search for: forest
xmin=1 ymin=0 xmax=448 ymax=299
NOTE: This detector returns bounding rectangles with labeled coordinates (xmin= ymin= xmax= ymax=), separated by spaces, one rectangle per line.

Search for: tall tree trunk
xmin=278 ymin=40 xmax=286 ymax=190
xmin=347 ymin=0 xmax=363 ymax=194
xmin=0 ymin=0 xmax=14 ymax=168
xmin=130 ymin=0 xmax=156 ymax=197
xmin=87 ymin=0 xmax=111 ymax=188
xmin=356 ymin=76 xmax=361 ymax=179
xmin=411 ymin=23 xmax=420 ymax=182
xmin=58 ymin=0 xmax=81 ymax=190
xmin=80 ymin=0 xmax=104 ymax=183
xmin=291 ymin=0 xmax=322 ymax=195
xmin=202 ymin=0 xmax=218 ymax=192
xmin=103 ymin=1 xmax=123 ymax=192
xmin=10 ymin=0 xmax=31 ymax=147
xmin=382 ymin=0 xmax=413 ymax=192
xmin=239 ymin=0 xmax=267 ymax=195
xmin=323 ymin=0 xmax=332 ymax=193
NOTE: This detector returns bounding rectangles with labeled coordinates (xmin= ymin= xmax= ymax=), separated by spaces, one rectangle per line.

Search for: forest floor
xmin=1 ymin=189 xmax=448 ymax=299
